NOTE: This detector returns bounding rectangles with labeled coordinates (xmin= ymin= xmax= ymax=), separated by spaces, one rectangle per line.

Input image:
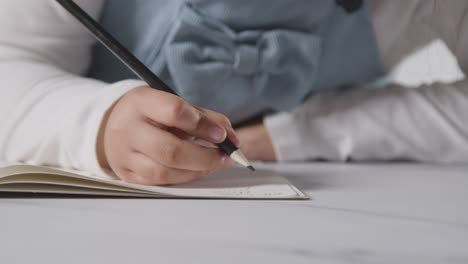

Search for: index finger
xmin=134 ymin=88 xmax=228 ymax=144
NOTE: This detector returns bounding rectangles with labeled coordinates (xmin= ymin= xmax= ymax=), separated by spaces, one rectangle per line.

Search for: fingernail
xmin=209 ymin=126 xmax=226 ymax=142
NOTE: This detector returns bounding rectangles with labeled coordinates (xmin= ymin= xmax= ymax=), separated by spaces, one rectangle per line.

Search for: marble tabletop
xmin=1 ymin=162 xmax=467 ymax=264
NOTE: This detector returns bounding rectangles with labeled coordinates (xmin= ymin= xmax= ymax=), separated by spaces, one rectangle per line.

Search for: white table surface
xmin=1 ymin=162 xmax=467 ymax=264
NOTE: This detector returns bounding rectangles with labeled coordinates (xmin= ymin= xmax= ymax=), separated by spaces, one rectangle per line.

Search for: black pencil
xmin=55 ymin=0 xmax=254 ymax=171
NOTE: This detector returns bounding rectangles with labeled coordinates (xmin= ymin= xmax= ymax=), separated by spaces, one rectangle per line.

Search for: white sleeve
xmin=265 ymin=80 xmax=468 ymax=163
xmin=264 ymin=0 xmax=468 ymax=163
xmin=0 ymin=0 xmax=145 ymax=175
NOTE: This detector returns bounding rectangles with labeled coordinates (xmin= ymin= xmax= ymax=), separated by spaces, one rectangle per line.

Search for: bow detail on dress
xmin=165 ymin=3 xmax=322 ymax=113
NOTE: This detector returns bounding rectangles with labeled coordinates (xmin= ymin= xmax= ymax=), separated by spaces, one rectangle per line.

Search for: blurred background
xmin=391 ymin=39 xmax=465 ymax=86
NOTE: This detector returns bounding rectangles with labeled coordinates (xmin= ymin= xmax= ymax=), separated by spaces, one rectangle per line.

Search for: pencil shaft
xmin=56 ymin=0 xmax=174 ymax=94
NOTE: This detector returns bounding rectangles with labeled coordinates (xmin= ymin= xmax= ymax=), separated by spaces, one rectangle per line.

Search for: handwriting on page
xmin=211 ymin=187 xmax=288 ymax=197
xmin=162 ymin=168 xmax=301 ymax=198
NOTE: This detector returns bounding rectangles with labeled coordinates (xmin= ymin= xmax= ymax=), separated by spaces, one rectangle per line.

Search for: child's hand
xmin=97 ymin=86 xmax=239 ymax=185
xmin=236 ymin=123 xmax=277 ymax=162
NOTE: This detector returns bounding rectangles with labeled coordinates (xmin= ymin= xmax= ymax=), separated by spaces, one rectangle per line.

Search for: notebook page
xmin=0 ymin=164 xmax=308 ymax=199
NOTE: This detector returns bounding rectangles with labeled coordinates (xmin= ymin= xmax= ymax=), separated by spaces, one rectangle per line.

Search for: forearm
xmin=265 ymin=80 xmax=468 ymax=162
xmin=0 ymin=61 xmax=142 ymax=174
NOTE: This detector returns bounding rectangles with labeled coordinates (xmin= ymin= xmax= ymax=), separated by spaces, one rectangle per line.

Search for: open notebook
xmin=0 ymin=164 xmax=308 ymax=200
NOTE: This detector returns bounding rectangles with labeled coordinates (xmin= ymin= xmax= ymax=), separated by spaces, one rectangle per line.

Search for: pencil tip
xmin=247 ymin=165 xmax=255 ymax=172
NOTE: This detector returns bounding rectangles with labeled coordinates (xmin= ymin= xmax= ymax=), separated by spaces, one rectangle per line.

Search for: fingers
xmin=104 ymin=86 xmax=239 ymax=186
xmin=166 ymin=107 xmax=241 ymax=149
xmin=197 ymin=107 xmax=240 ymax=147
xmin=133 ymin=88 xmax=229 ymax=143
xmin=131 ymin=121 xmax=228 ymax=171
xmin=122 ymin=152 xmax=209 ymax=185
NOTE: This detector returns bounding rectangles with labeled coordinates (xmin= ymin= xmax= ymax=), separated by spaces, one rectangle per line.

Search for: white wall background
xmin=390 ymin=39 xmax=465 ymax=86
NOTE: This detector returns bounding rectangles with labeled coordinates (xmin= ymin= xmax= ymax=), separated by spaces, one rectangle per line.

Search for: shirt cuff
xmin=264 ymin=107 xmax=351 ymax=162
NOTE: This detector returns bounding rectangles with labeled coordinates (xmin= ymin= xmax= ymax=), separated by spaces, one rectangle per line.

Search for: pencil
xmin=55 ymin=0 xmax=255 ymax=171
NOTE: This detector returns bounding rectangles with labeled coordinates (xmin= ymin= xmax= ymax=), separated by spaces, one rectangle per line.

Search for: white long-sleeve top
xmin=265 ymin=0 xmax=468 ymax=163
xmin=0 ymin=0 xmax=145 ymax=175
xmin=0 ymin=0 xmax=467 ymax=177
